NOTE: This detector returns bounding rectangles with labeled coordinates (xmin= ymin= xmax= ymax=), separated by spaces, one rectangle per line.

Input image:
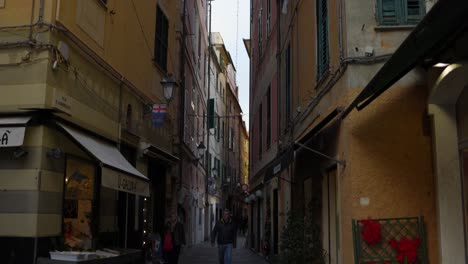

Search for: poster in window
xmin=65 ymin=158 xmax=95 ymax=200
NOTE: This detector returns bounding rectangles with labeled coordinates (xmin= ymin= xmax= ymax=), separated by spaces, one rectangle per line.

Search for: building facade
xmin=246 ymin=0 xmax=462 ymax=262
xmin=178 ymin=0 xmax=210 ymax=246
xmin=207 ymin=32 xmax=243 ymax=222
xmin=247 ymin=0 xmax=284 ymax=256
xmin=0 ymin=0 xmax=215 ymax=262
xmin=256 ymin=0 xmax=439 ymax=262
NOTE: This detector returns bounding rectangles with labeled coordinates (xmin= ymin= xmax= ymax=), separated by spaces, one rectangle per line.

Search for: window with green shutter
xmin=377 ymin=0 xmax=425 ymax=26
xmin=317 ymin=0 xmax=329 ymax=79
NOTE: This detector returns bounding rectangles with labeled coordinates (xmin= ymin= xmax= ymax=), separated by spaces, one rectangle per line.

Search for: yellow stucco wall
xmin=55 ymin=0 xmax=180 ymax=104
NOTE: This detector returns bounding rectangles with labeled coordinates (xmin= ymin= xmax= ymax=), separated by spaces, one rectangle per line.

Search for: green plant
xmin=280 ymin=201 xmax=327 ymax=264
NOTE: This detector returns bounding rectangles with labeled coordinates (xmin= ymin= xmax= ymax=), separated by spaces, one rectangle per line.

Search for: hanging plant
xmin=361 ymin=219 xmax=382 ymax=245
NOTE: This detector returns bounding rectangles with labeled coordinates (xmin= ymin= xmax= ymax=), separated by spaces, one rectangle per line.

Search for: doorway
xmin=322 ymin=168 xmax=338 ymax=264
xmin=273 ymin=188 xmax=279 ymax=255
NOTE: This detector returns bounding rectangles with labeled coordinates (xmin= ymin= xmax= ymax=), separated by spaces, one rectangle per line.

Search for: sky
xmin=211 ymin=0 xmax=250 ymax=128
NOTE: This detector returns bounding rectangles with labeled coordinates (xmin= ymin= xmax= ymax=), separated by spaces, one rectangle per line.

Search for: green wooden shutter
xmin=317 ymin=0 xmax=329 ymax=78
xmin=378 ymin=0 xmax=400 ymax=25
xmin=208 ymin=153 xmax=212 ymax=177
xmin=208 ymin=99 xmax=215 ymax=128
xmin=404 ymin=0 xmax=424 ymax=24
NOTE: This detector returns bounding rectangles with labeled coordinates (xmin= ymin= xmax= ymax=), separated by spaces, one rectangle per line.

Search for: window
xmin=208 ymin=152 xmax=212 ymax=176
xmin=267 ymin=0 xmax=271 ymax=35
xmin=203 ymin=110 xmax=206 ymax=133
xmin=126 ymin=104 xmax=132 ymax=129
xmin=204 ymin=54 xmax=207 ymax=89
xmin=64 ymin=158 xmax=97 ymax=250
xmin=377 ymin=0 xmax=425 ymax=26
xmin=285 ymin=45 xmax=291 ymax=123
xmin=267 ymin=86 xmax=271 ymax=149
xmin=221 ymin=121 xmax=225 ymax=145
xmin=199 ymin=208 xmax=203 ymax=225
xmin=198 ymin=27 xmax=202 ymax=72
xmin=155 ymin=6 xmax=169 ymax=71
xmin=229 ymin=127 xmax=234 ymax=150
xmin=317 ymin=0 xmax=329 ymax=79
xmin=216 ymin=114 xmax=220 ymax=142
xmin=259 ymin=103 xmax=263 ymax=160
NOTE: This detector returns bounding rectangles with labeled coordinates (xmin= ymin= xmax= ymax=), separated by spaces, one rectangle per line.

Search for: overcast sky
xmin=211 ymin=0 xmax=250 ymax=129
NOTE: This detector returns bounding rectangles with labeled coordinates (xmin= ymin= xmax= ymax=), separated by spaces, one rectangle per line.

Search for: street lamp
xmin=160 ymin=74 xmax=177 ymax=103
xmin=197 ymin=141 xmax=206 ymax=159
xmin=211 ymin=167 xmax=217 ymax=178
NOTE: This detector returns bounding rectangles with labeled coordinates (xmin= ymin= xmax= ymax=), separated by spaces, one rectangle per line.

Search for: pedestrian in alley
xmin=163 ymin=214 xmax=186 ymax=264
xmin=211 ymin=208 xmax=237 ymax=264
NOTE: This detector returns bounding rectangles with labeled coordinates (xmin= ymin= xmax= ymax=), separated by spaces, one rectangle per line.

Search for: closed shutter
xmin=404 ymin=0 xmax=423 ymax=24
xmin=317 ymin=0 xmax=329 ymax=78
xmin=379 ymin=0 xmax=400 ymax=25
xmin=155 ymin=6 xmax=168 ymax=70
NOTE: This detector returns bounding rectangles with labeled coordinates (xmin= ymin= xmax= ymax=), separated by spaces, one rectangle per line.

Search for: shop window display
xmin=63 ymin=158 xmax=96 ymax=250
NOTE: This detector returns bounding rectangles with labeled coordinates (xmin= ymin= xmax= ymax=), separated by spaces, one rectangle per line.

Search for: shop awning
xmin=296 ymin=107 xmax=343 ymax=146
xmin=263 ymin=147 xmax=295 ymax=183
xmin=57 ymin=122 xmax=150 ymax=196
xmin=141 ymin=143 xmax=179 ymax=164
xmin=0 ymin=116 xmax=32 ymax=148
xmin=342 ymin=0 xmax=468 ymax=118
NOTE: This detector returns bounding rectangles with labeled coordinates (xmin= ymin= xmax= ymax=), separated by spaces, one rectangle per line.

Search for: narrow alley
xmin=179 ymin=236 xmax=267 ymax=264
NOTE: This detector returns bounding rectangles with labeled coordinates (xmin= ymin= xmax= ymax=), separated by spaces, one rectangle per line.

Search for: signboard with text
xmin=0 ymin=127 xmax=26 ymax=147
xmin=101 ymin=167 xmax=149 ymax=196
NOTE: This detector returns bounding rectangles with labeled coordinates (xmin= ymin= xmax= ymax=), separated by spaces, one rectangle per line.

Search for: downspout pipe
xmin=179 ymin=0 xmax=187 ymax=191
xmin=277 ymin=0 xmax=281 ymax=150
xmin=38 ymin=0 xmax=44 ymax=24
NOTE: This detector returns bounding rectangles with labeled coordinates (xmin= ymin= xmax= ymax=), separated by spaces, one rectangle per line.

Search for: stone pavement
xmin=179 ymin=236 xmax=268 ymax=264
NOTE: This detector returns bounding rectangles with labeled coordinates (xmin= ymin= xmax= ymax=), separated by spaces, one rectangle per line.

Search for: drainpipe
xmin=38 ymin=0 xmax=44 ymax=24
xmin=277 ymin=0 xmax=281 ymax=151
xmin=179 ymin=0 xmax=187 ymax=193
xmin=29 ymin=0 xmax=36 ymax=41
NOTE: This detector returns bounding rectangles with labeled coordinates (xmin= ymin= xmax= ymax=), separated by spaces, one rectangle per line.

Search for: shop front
xmin=0 ymin=114 xmax=151 ymax=263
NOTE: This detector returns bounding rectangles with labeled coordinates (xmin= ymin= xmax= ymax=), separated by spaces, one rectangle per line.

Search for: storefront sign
xmin=273 ymin=163 xmax=282 ymax=175
xmin=52 ymin=89 xmax=72 ymax=115
xmin=101 ymin=167 xmax=149 ymax=196
xmin=118 ymin=174 xmax=137 ymax=193
xmin=0 ymin=127 xmax=26 ymax=147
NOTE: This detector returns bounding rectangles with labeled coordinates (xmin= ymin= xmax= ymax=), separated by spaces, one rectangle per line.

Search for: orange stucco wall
xmin=340 ymin=83 xmax=439 ymax=263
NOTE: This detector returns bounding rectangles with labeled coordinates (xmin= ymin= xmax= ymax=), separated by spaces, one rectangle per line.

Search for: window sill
xmin=374 ymin=25 xmax=417 ymax=31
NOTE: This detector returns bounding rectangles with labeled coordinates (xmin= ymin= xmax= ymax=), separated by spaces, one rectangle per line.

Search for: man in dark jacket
xmin=211 ymin=209 xmax=237 ymax=264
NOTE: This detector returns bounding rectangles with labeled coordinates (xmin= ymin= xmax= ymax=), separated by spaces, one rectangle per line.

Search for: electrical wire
xmin=0 ymin=57 xmax=48 ymax=67
xmin=129 ymin=0 xmax=154 ymax=59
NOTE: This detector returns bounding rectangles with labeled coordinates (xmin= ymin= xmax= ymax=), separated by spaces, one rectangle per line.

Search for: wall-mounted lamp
xmin=197 ymin=141 xmax=206 ymax=158
xmin=161 ymin=74 xmax=178 ymax=104
xmin=255 ymin=190 xmax=262 ymax=198
xmin=13 ymin=147 xmax=28 ymax=159
xmin=211 ymin=167 xmax=217 ymax=178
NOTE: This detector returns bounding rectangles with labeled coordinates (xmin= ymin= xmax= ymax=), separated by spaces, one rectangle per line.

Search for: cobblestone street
xmin=179 ymin=236 xmax=267 ymax=264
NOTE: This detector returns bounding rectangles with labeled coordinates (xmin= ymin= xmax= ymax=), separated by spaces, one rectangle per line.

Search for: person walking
xmin=163 ymin=214 xmax=186 ymax=264
xmin=211 ymin=209 xmax=237 ymax=264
